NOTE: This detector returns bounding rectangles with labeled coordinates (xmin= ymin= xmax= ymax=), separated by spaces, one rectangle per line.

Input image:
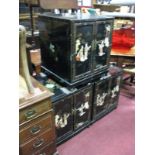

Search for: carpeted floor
xmin=57 ymin=94 xmax=135 ymax=155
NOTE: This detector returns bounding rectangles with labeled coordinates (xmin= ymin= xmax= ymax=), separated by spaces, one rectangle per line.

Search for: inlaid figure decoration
xmin=76 ymin=101 xmax=89 ymax=116
xmin=75 ymin=92 xmax=90 ymax=117
xmin=111 ymin=76 xmax=121 ymax=98
xmin=75 ymin=39 xmax=91 ymax=62
xmin=55 ymin=113 xmax=70 ymax=129
xmin=96 ymin=92 xmax=107 ymax=106
xmin=97 ymin=24 xmax=110 ymax=56
xmin=98 ymin=40 xmax=105 ymax=56
xmin=104 ymin=25 xmax=111 ymax=47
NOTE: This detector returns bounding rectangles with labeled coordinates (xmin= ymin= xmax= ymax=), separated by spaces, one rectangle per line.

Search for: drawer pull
xmin=39 ymin=153 xmax=46 ymax=155
xmin=30 ymin=125 xmax=41 ymax=134
xmin=25 ymin=109 xmax=37 ymax=120
xmin=33 ymin=138 xmax=44 ymax=149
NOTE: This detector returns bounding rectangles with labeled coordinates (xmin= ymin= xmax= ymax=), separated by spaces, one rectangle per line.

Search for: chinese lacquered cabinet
xmin=35 ymin=67 xmax=94 ymax=144
xmin=38 ymin=13 xmax=114 ymax=84
xmin=52 ymin=84 xmax=93 ymax=145
xmin=34 ymin=66 xmax=122 ymax=145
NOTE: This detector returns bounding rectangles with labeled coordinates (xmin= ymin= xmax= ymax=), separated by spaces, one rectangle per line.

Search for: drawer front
xmin=34 ymin=142 xmax=56 ymax=155
xmin=20 ymin=128 xmax=55 ymax=155
xmin=19 ymin=99 xmax=51 ymax=124
xmin=20 ymin=113 xmax=53 ymax=144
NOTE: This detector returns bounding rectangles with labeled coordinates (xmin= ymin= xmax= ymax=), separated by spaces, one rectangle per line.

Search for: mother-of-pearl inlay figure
xmin=98 ymin=40 xmax=105 ymax=56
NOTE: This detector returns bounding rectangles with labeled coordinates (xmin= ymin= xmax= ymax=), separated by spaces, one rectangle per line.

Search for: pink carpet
xmin=57 ymin=95 xmax=135 ymax=155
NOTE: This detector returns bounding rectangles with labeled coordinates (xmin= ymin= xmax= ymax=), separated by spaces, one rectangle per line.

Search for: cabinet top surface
xmin=19 ymin=77 xmax=52 ymax=110
xmin=39 ymin=12 xmax=114 ymax=21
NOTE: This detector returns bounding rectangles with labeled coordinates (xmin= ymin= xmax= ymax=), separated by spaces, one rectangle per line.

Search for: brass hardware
xmin=30 ymin=125 xmax=41 ymax=134
xmin=33 ymin=138 xmax=44 ymax=148
xmin=25 ymin=109 xmax=37 ymax=120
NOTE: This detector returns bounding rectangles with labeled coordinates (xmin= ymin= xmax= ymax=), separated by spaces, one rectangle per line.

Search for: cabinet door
xmin=72 ymin=22 xmax=94 ymax=80
xmin=109 ymin=75 xmax=121 ymax=108
xmin=94 ymin=20 xmax=113 ymax=72
xmin=53 ymin=96 xmax=73 ymax=141
xmin=73 ymin=85 xmax=92 ymax=130
xmin=93 ymin=77 xmax=111 ymax=119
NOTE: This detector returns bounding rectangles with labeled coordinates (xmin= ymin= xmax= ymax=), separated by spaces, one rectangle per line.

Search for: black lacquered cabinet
xmin=34 ymin=66 xmax=122 ymax=145
xmin=38 ymin=13 xmax=114 ymax=85
xmin=53 ymin=84 xmax=93 ymax=145
xmin=34 ymin=66 xmax=93 ymax=145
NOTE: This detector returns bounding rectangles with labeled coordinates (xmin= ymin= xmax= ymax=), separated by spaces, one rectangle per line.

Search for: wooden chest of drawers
xmin=19 ymin=78 xmax=58 ymax=155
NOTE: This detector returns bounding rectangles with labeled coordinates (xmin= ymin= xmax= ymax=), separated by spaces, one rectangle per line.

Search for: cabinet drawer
xmin=20 ymin=113 xmax=54 ymax=144
xmin=34 ymin=142 xmax=57 ymax=155
xmin=20 ymin=128 xmax=55 ymax=155
xmin=20 ymin=99 xmax=51 ymax=124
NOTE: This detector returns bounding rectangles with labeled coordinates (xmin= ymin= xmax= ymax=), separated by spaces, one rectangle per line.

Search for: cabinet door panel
xmin=54 ymin=96 xmax=73 ymax=140
xmin=109 ymin=75 xmax=121 ymax=107
xmin=73 ymin=22 xmax=94 ymax=79
xmin=74 ymin=86 xmax=92 ymax=130
xmin=94 ymin=20 xmax=113 ymax=71
xmin=93 ymin=77 xmax=111 ymax=118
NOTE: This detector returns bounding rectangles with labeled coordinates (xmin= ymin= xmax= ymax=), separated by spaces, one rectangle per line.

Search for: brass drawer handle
xmin=25 ymin=109 xmax=37 ymax=120
xmin=30 ymin=125 xmax=41 ymax=135
xmin=33 ymin=138 xmax=44 ymax=149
